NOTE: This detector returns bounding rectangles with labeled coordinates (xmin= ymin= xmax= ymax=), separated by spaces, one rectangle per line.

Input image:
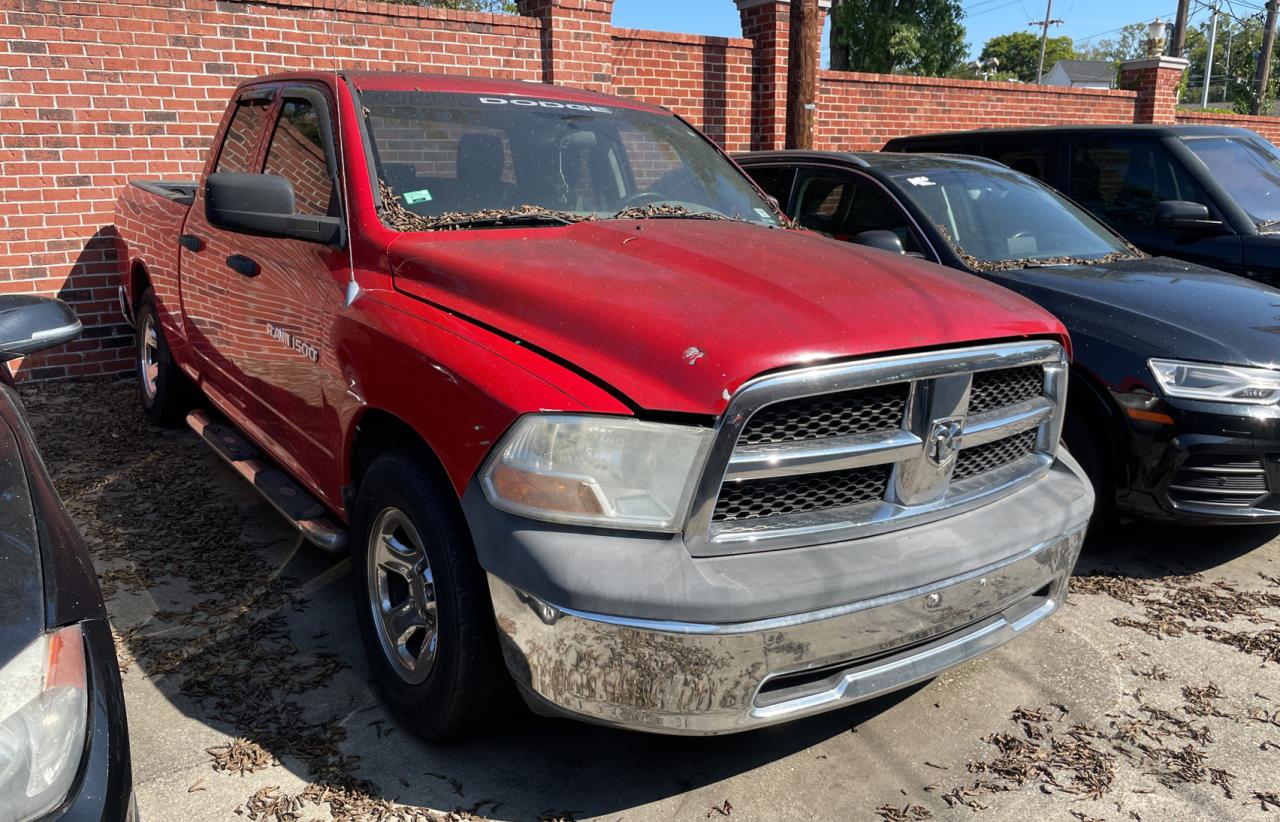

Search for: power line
xmin=966 ymin=0 xmax=1027 ymax=18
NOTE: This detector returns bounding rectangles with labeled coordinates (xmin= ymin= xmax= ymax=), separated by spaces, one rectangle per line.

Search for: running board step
xmin=186 ymin=409 xmax=348 ymax=553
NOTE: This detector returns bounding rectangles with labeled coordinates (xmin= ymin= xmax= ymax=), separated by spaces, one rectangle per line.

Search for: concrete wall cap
xmin=1119 ymin=56 xmax=1190 ymax=72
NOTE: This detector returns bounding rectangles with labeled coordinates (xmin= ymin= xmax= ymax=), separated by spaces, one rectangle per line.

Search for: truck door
xmin=1064 ymin=137 xmax=1243 ymax=273
xmin=180 ymin=83 xmax=349 ymax=502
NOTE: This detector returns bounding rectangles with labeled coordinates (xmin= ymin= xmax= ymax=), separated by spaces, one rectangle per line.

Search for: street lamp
xmin=1146 ymin=18 xmax=1170 ymax=58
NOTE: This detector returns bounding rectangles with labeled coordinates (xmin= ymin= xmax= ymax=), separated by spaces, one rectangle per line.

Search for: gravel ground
xmin=20 ymin=377 xmax=1280 ymax=822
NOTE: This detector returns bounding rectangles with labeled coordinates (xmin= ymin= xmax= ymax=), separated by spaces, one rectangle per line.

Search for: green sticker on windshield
xmin=403 ymin=189 xmax=433 ymax=204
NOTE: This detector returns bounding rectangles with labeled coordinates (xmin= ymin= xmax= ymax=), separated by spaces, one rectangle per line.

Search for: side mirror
xmin=0 ymin=296 xmax=82 ymax=362
xmin=1155 ymin=200 xmax=1221 ymax=232
xmin=206 ymin=173 xmax=343 ymax=245
xmin=853 ymin=229 xmax=907 ymax=255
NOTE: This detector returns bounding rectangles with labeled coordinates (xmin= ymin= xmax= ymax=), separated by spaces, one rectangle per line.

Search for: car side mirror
xmin=206 ymin=172 xmax=343 ymax=245
xmin=853 ymin=230 xmax=907 ymax=255
xmin=0 ymin=296 xmax=82 ymax=362
xmin=1155 ymin=200 xmax=1221 ymax=232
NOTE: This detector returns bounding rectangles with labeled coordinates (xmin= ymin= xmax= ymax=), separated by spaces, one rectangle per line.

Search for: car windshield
xmin=1183 ymin=135 xmax=1280 ymax=228
xmin=888 ymin=165 xmax=1138 ymax=270
xmin=359 ymin=91 xmax=781 ymax=230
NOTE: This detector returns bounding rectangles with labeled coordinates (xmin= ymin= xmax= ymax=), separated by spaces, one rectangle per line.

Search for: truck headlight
xmin=0 ymin=625 xmax=88 ymax=821
xmin=481 ymin=414 xmax=713 ymax=531
xmin=1149 ymin=358 xmax=1280 ymax=405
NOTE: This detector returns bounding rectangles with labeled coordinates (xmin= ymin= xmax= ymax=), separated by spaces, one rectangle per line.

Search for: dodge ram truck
xmin=114 ymin=71 xmax=1093 ymax=738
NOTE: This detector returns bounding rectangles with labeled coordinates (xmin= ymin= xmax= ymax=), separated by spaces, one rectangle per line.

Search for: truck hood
xmin=388 ymin=220 xmax=1065 ymax=415
xmin=985 ymin=257 xmax=1280 ymax=367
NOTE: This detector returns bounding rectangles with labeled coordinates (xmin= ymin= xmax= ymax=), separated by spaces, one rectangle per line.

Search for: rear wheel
xmin=351 ymin=451 xmax=509 ymax=740
xmin=135 ymin=289 xmax=192 ymax=426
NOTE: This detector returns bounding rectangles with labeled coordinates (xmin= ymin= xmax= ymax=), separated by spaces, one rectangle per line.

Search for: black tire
xmin=1062 ymin=410 xmax=1117 ymax=531
xmin=350 ymin=451 xmax=509 ymax=741
xmin=135 ymin=288 xmax=193 ymax=426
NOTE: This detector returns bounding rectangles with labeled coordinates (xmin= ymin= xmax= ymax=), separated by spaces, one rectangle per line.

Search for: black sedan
xmin=739 ymin=150 xmax=1280 ymax=525
xmin=0 ymin=295 xmax=135 ymax=820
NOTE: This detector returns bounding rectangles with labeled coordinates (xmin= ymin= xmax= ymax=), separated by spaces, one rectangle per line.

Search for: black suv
xmin=739 ymin=149 xmax=1280 ymax=525
xmin=885 ymin=125 xmax=1280 ymax=287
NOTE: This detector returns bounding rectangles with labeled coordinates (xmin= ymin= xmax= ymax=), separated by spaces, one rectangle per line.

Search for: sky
xmin=610 ymin=0 xmax=1205 ymax=63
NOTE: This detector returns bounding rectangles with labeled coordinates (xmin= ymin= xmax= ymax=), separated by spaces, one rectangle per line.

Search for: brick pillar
xmin=1119 ymin=56 xmax=1188 ymax=124
xmin=517 ymin=0 xmax=616 ymax=92
xmin=736 ymin=0 xmax=829 ymax=151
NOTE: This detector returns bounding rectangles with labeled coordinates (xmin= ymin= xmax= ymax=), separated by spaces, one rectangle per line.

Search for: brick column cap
xmin=734 ymin=0 xmax=832 ymax=10
xmin=1119 ymin=56 xmax=1190 ymax=72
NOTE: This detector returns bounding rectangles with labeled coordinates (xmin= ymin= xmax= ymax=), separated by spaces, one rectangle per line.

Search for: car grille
xmin=687 ymin=342 xmax=1067 ymax=556
xmin=737 ymin=384 xmax=909 ymax=445
xmin=1168 ymin=455 xmax=1270 ymax=508
xmin=713 ymin=465 xmax=891 ymax=522
xmin=968 ymin=365 xmax=1043 ymax=415
xmin=953 ymin=429 xmax=1038 ymax=481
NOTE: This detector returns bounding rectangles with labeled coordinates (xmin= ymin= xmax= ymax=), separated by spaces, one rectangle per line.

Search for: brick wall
xmin=611 ymin=29 xmax=753 ymax=151
xmin=4 ymin=0 xmax=1276 ymax=380
xmin=811 ymin=71 xmax=1142 ymax=152
xmin=1175 ymin=109 xmax=1280 ymax=144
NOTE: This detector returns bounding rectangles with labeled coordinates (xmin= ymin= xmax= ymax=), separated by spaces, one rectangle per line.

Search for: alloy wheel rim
xmin=140 ymin=315 xmax=159 ymax=401
xmin=367 ymin=507 xmax=438 ymax=684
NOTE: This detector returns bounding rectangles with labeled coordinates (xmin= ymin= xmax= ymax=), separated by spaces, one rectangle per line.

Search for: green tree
xmin=1181 ymin=13 xmax=1278 ymax=112
xmin=979 ymin=31 xmax=1076 ymax=83
xmin=1078 ymin=23 xmax=1148 ymax=63
xmin=828 ymin=0 xmax=967 ymax=77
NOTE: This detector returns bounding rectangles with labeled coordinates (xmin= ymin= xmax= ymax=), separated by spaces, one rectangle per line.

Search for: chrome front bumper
xmin=487 ymin=524 xmax=1086 ymax=735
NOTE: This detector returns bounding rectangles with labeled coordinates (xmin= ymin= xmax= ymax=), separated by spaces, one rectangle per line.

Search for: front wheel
xmin=135 ymin=288 xmax=192 ymax=426
xmin=350 ymin=451 xmax=509 ymax=740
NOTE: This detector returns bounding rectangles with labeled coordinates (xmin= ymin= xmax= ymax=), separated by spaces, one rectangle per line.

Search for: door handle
xmin=179 ymin=234 xmax=204 ymax=252
xmin=226 ymin=254 xmax=259 ymax=278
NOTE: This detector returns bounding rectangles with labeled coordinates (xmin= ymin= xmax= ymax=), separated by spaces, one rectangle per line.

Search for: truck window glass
xmin=360 ymin=92 xmax=780 ymax=227
xmin=987 ymin=144 xmax=1052 ymax=181
xmin=264 ymin=99 xmax=336 ymax=216
xmin=1068 ymin=139 xmax=1211 ymax=229
xmin=792 ymin=170 xmax=922 ymax=252
xmin=214 ymin=98 xmax=271 ymax=175
xmin=1183 ymin=135 xmax=1280 ymax=228
xmin=746 ymin=166 xmax=795 ymax=208
xmin=890 ymin=165 xmax=1133 ymax=266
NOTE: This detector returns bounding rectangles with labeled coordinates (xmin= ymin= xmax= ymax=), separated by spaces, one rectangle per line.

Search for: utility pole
xmin=1253 ymin=0 xmax=1280 ymax=115
xmin=1170 ymin=0 xmax=1191 ymax=57
xmin=786 ymin=0 xmax=819 ymax=149
xmin=1028 ymin=0 xmax=1065 ymax=83
xmin=1202 ymin=2 xmax=1219 ymax=108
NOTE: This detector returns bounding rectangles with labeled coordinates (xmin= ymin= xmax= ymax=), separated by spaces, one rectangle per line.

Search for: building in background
xmin=1042 ymin=59 xmax=1116 ymax=88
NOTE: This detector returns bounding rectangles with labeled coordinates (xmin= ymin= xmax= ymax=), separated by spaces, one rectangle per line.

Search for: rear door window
xmin=214 ymin=97 xmax=271 ymax=175
xmin=745 ymin=166 xmax=796 ymax=210
xmin=1068 ymin=138 xmax=1213 ymax=228
xmin=792 ymin=169 xmax=923 ymax=252
xmin=985 ymin=142 xmax=1056 ymax=183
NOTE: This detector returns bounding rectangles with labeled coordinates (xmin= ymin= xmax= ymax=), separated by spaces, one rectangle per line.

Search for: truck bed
xmin=115 ymin=179 xmax=196 ymax=333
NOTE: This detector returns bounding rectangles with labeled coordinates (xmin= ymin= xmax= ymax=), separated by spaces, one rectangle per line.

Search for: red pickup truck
xmin=114 ymin=72 xmax=1093 ymax=738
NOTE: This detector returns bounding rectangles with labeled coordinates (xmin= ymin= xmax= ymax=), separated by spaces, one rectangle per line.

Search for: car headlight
xmin=1149 ymin=358 xmax=1280 ymax=405
xmin=0 ymin=625 xmax=88 ymax=822
xmin=481 ymin=414 xmax=713 ymax=531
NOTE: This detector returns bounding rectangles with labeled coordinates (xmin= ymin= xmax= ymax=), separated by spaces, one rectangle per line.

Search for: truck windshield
xmin=1183 ymin=135 xmax=1280 ymax=229
xmin=359 ymin=91 xmax=781 ymax=230
xmin=889 ymin=166 xmax=1138 ymax=270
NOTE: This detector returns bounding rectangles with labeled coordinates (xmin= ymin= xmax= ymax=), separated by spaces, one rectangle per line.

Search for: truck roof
xmin=886 ymin=124 xmax=1255 ymax=142
xmin=236 ymin=70 xmax=668 ymax=114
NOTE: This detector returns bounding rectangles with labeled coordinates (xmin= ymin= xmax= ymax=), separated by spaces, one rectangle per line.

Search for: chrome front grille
xmin=684 ymin=341 xmax=1068 ymax=556
xmin=712 ymin=464 xmax=891 ymax=522
xmin=968 ymin=365 xmax=1043 ymax=414
xmin=737 ymin=383 xmax=909 ymax=445
xmin=953 ymin=429 xmax=1038 ymax=481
